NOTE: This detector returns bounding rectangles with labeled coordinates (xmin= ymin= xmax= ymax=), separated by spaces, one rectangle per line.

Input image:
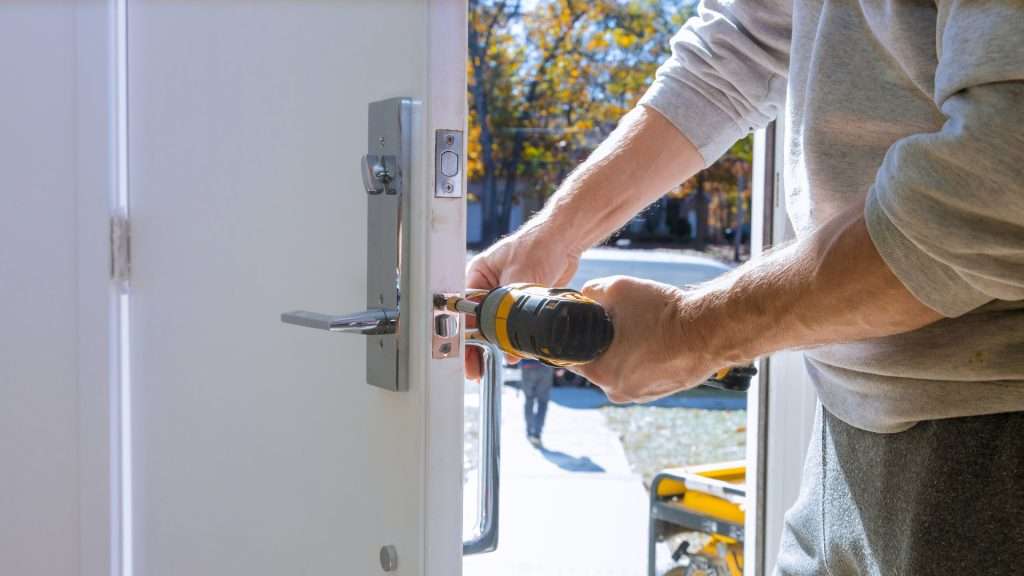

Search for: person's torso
xmin=783 ymin=0 xmax=1024 ymax=432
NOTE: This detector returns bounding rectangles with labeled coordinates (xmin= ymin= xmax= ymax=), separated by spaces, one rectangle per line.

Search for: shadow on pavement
xmin=535 ymin=446 xmax=607 ymax=473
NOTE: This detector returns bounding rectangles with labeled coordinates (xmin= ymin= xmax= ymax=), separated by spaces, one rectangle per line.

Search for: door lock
xmin=281 ymin=98 xmax=414 ymax=391
xmin=361 ymin=154 xmax=400 ymax=195
xmin=432 ymin=311 xmax=460 ymax=359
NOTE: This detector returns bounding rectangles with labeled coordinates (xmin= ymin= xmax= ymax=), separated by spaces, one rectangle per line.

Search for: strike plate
xmin=434 ymin=129 xmax=463 ymax=198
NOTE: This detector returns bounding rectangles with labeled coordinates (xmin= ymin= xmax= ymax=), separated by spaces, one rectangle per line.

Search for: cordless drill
xmin=436 ymin=283 xmax=754 ymax=392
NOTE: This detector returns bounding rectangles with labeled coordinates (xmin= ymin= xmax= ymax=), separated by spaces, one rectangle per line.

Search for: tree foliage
xmin=469 ymin=0 xmax=753 ymax=251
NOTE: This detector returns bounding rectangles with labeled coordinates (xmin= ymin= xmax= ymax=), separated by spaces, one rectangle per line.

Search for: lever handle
xmin=463 ymin=339 xmax=503 ymax=555
xmin=280 ymin=308 xmax=397 ymax=335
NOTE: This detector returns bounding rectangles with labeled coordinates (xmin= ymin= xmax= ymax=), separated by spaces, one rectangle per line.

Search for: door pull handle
xmin=463 ymin=338 xmax=502 ymax=555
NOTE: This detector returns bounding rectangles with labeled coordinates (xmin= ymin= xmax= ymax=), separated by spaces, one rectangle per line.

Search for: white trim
xmin=423 ymin=1 xmax=469 ymax=574
xmin=745 ymin=119 xmax=818 ymax=574
xmin=744 ymin=126 xmax=770 ymax=576
xmin=112 ymin=2 xmax=133 ymax=575
xmin=74 ymin=2 xmax=118 ymax=576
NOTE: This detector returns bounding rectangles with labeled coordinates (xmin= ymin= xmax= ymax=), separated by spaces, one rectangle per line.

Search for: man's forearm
xmin=691 ymin=204 xmax=944 ymax=367
xmin=520 ymin=103 xmax=944 ymax=375
xmin=526 ymin=105 xmax=704 ymax=254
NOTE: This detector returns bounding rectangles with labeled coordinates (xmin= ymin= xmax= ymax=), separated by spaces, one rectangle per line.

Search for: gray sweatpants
xmin=774 ymin=404 xmax=1024 ymax=575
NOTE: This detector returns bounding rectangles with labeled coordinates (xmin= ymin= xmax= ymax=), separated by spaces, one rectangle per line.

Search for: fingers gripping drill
xmin=435 ymin=283 xmax=755 ymax=392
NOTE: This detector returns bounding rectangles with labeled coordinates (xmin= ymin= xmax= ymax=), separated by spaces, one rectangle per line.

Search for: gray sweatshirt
xmin=639 ymin=1 xmax=1024 ymax=433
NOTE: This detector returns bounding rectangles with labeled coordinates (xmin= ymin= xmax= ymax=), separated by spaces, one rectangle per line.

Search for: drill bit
xmin=433 ymin=293 xmax=481 ymax=316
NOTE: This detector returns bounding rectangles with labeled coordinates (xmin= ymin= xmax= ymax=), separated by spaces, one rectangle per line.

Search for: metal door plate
xmin=434 ymin=129 xmax=463 ymax=198
xmin=366 ymin=98 xmax=413 ymax=391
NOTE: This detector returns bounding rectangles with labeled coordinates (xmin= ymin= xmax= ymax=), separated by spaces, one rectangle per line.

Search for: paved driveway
xmin=463 ymin=386 xmax=649 ymax=576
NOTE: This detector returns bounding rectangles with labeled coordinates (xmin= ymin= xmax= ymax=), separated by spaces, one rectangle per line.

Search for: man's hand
xmin=464 ymin=226 xmax=582 ymax=379
xmin=576 ymin=276 xmax=717 ymax=403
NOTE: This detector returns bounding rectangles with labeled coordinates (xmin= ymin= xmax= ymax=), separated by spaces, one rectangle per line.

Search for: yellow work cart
xmin=648 ymin=461 xmax=746 ymax=576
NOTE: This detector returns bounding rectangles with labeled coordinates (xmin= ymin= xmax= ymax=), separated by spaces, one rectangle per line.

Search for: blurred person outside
xmin=520 ymin=359 xmax=554 ymax=447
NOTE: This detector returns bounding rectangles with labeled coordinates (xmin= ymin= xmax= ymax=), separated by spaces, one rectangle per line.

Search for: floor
xmin=463 ymin=386 xmax=650 ymax=576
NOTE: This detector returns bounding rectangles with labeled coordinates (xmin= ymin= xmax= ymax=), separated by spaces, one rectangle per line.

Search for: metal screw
xmin=439 ymin=342 xmax=452 ymax=356
xmin=445 ymin=182 xmax=454 ymax=193
xmin=380 ymin=545 xmax=398 ymax=572
xmin=446 ymin=134 xmax=455 ymax=146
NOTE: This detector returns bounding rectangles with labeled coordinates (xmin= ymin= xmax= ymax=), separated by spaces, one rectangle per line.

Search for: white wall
xmin=0 ymin=3 xmax=114 ymax=575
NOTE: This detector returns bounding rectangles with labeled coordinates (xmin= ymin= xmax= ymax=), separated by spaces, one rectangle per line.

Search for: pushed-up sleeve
xmin=638 ymin=1 xmax=792 ymax=165
xmin=865 ymin=2 xmax=1024 ymax=317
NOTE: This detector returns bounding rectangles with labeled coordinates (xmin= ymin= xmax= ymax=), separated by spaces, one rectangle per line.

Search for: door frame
xmin=422 ymin=1 xmax=469 ymax=574
xmin=745 ymin=120 xmax=818 ymax=575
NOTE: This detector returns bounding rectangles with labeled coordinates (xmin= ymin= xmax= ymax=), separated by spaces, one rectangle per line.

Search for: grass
xmin=600 ymin=405 xmax=746 ymax=487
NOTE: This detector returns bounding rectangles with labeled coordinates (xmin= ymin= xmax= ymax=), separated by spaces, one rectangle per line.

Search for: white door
xmin=125 ymin=2 xmax=471 ymax=575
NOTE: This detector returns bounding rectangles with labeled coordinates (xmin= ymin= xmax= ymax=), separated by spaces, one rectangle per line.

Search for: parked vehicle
xmin=568 ymin=247 xmax=731 ymax=292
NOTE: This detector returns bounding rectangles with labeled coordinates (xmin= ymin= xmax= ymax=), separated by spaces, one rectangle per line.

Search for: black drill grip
xmin=503 ymin=288 xmax=614 ymax=365
xmin=704 ymin=365 xmax=756 ymax=392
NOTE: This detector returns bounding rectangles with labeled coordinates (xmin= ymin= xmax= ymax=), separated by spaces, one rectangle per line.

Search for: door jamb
xmin=745 ymin=119 xmax=819 ymax=575
xmin=423 ymin=1 xmax=470 ymax=574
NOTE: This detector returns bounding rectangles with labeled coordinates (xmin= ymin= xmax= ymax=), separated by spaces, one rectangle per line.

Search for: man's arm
xmin=467 ymin=104 xmax=945 ymax=394
xmin=526 ymin=106 xmax=705 ymax=256
xmin=573 ymin=117 xmax=943 ymax=403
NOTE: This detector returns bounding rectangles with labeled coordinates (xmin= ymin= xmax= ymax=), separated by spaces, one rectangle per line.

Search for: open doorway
xmin=461 ymin=2 xmax=755 ymax=574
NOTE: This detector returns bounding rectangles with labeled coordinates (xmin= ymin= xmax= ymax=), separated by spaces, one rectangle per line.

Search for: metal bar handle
xmin=280 ymin=308 xmax=397 ymax=335
xmin=463 ymin=339 xmax=502 ymax=555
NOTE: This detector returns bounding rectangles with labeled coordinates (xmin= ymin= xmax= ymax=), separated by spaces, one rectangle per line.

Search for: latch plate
xmin=431 ymin=298 xmax=461 ymax=360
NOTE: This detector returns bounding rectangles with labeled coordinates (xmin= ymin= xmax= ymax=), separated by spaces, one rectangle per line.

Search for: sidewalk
xmin=463 ymin=385 xmax=650 ymax=576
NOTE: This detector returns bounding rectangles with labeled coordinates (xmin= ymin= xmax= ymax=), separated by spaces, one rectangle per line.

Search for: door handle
xmin=280 ymin=98 xmax=413 ymax=392
xmin=280 ymin=309 xmax=397 ymax=335
xmin=463 ymin=338 xmax=502 ymax=555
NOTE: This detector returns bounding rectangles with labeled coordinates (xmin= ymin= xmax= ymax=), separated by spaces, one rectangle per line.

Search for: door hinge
xmin=110 ymin=212 xmax=131 ymax=288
